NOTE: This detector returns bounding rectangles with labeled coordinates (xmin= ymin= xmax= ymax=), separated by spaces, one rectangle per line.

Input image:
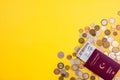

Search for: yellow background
xmin=0 ymin=0 xmax=120 ymax=80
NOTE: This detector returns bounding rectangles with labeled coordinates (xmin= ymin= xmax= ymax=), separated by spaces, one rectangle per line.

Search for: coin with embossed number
xmin=101 ymin=19 xmax=108 ymax=26
xmin=57 ymin=62 xmax=64 ymax=69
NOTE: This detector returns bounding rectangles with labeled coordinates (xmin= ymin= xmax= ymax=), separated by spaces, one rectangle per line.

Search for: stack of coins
xmin=54 ymin=14 xmax=120 ymax=80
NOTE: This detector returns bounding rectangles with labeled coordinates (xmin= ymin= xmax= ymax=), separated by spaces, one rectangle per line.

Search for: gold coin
xmin=103 ymin=41 xmax=110 ymax=48
xmin=112 ymin=47 xmax=120 ymax=53
xmin=104 ymin=29 xmax=111 ymax=35
xmin=113 ymin=31 xmax=118 ymax=36
xmin=94 ymin=25 xmax=100 ymax=31
xmin=89 ymin=29 xmax=96 ymax=36
xmin=102 ymin=38 xmax=107 ymax=42
xmin=96 ymin=40 xmax=102 ymax=46
xmin=79 ymin=29 xmax=83 ymax=33
xmin=82 ymin=33 xmax=87 ymax=37
xmin=79 ymin=38 xmax=85 ymax=44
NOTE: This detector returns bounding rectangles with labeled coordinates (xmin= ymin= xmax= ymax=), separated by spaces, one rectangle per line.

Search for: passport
xmin=77 ymin=41 xmax=120 ymax=80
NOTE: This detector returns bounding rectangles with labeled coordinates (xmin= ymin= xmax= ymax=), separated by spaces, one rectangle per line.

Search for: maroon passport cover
xmin=84 ymin=49 xmax=120 ymax=80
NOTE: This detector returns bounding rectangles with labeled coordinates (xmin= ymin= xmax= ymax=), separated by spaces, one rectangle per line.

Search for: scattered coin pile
xmin=54 ymin=14 xmax=120 ymax=80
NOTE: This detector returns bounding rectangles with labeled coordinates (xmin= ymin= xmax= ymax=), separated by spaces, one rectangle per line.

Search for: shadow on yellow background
xmin=0 ymin=0 xmax=120 ymax=80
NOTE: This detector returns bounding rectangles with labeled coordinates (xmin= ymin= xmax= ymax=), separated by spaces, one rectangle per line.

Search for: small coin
xmin=66 ymin=55 xmax=72 ymax=60
xmin=112 ymin=47 xmax=120 ymax=53
xmin=64 ymin=72 xmax=69 ymax=78
xmin=71 ymin=64 xmax=79 ymax=71
xmin=117 ymin=10 xmax=120 ymax=16
xmin=65 ymin=65 xmax=70 ymax=70
xmin=79 ymin=64 xmax=84 ymax=69
xmin=59 ymin=76 xmax=64 ymax=80
xmin=54 ymin=68 xmax=60 ymax=75
xmin=96 ymin=40 xmax=102 ymax=46
xmin=89 ymin=29 xmax=96 ymax=36
xmin=74 ymin=58 xmax=81 ymax=65
xmin=74 ymin=46 xmax=80 ymax=52
xmin=79 ymin=29 xmax=83 ymax=33
xmin=114 ymin=76 xmax=120 ymax=80
xmin=72 ymin=52 xmax=77 ymax=57
xmin=85 ymin=26 xmax=90 ymax=32
xmin=57 ymin=62 xmax=64 ymax=69
xmin=107 ymin=36 xmax=114 ymax=43
xmin=103 ymin=41 xmax=110 ymax=48
xmin=76 ymin=78 xmax=82 ymax=80
xmin=101 ymin=26 xmax=106 ymax=31
xmin=116 ymin=55 xmax=120 ymax=60
xmin=60 ymin=69 xmax=66 ymax=74
xmin=109 ymin=52 xmax=116 ymax=59
xmin=82 ymin=73 xmax=89 ymax=79
xmin=116 ymin=25 xmax=120 ymax=30
xmin=90 ymin=76 xmax=95 ymax=80
xmin=104 ymin=29 xmax=111 ymax=35
xmin=75 ymin=70 xmax=83 ymax=76
xmin=79 ymin=38 xmax=85 ymax=44
xmin=58 ymin=51 xmax=64 ymax=59
xmin=94 ymin=25 xmax=100 ymax=31
xmin=113 ymin=31 xmax=118 ymax=36
xmin=112 ymin=41 xmax=119 ymax=47
xmin=82 ymin=33 xmax=87 ymax=37
xmin=109 ymin=17 xmax=115 ymax=24
xmin=109 ymin=46 xmax=113 ymax=51
xmin=101 ymin=19 xmax=108 ymax=26
xmin=102 ymin=38 xmax=107 ymax=42
xmin=70 ymin=77 xmax=76 ymax=80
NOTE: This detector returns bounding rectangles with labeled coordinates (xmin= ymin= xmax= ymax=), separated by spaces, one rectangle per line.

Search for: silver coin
xmin=64 ymin=72 xmax=69 ymax=78
xmin=75 ymin=70 xmax=83 ymax=76
xmin=58 ymin=62 xmax=64 ymax=69
xmin=74 ymin=58 xmax=81 ymax=65
xmin=101 ymin=26 xmax=106 ymax=31
xmin=109 ymin=17 xmax=115 ymax=24
xmin=101 ymin=19 xmax=108 ymax=26
xmin=58 ymin=51 xmax=64 ymax=59
xmin=82 ymin=73 xmax=89 ymax=79
xmin=71 ymin=64 xmax=79 ymax=71
xmin=60 ymin=69 xmax=66 ymax=74
xmin=114 ymin=76 xmax=120 ymax=80
xmin=74 ymin=46 xmax=80 ymax=52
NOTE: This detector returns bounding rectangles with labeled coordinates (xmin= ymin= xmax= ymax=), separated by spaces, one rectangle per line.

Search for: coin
xmin=79 ymin=64 xmax=84 ymax=69
xmin=104 ymin=29 xmax=111 ymax=35
xmin=109 ymin=18 xmax=115 ymax=24
xmin=103 ymin=41 xmax=110 ymax=48
xmin=75 ymin=70 xmax=83 ymax=76
xmin=102 ymin=38 xmax=107 ymax=42
xmin=117 ymin=10 xmax=120 ymax=16
xmin=57 ymin=62 xmax=64 ymax=69
xmin=112 ymin=47 xmax=120 ymax=53
xmin=82 ymin=73 xmax=89 ymax=79
xmin=59 ymin=76 xmax=64 ymax=80
xmin=79 ymin=38 xmax=85 ymax=44
xmin=113 ymin=31 xmax=118 ymax=36
xmin=112 ymin=41 xmax=119 ymax=47
xmin=79 ymin=29 xmax=83 ymax=33
xmin=89 ymin=29 xmax=96 ymax=36
xmin=74 ymin=46 xmax=80 ymax=52
xmin=116 ymin=25 xmax=120 ymax=30
xmin=90 ymin=76 xmax=95 ymax=80
xmin=71 ymin=64 xmax=79 ymax=71
xmin=54 ymin=68 xmax=60 ymax=75
xmin=107 ymin=36 xmax=114 ymax=43
xmin=58 ymin=51 xmax=64 ymax=59
xmin=114 ymin=76 xmax=120 ymax=80
xmin=85 ymin=26 xmax=90 ymax=32
xmin=64 ymin=72 xmax=69 ymax=78
xmin=101 ymin=19 xmax=108 ymax=26
xmin=70 ymin=77 xmax=76 ymax=80
xmin=109 ymin=52 xmax=116 ymax=59
xmin=65 ymin=65 xmax=70 ymax=70
xmin=66 ymin=55 xmax=72 ymax=60
xmin=94 ymin=25 xmax=100 ymax=31
xmin=109 ymin=46 xmax=113 ymax=51
xmin=96 ymin=40 xmax=102 ymax=46
xmin=101 ymin=26 xmax=106 ymax=31
xmin=74 ymin=58 xmax=81 ymax=65
xmin=76 ymin=78 xmax=82 ymax=80
xmin=82 ymin=33 xmax=87 ymax=37
xmin=72 ymin=52 xmax=77 ymax=57
xmin=116 ymin=55 xmax=120 ymax=60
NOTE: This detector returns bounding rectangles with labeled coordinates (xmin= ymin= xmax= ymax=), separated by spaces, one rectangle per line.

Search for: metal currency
xmin=54 ymin=68 xmax=60 ymax=75
xmin=82 ymin=33 xmax=87 ymax=37
xmin=90 ymin=76 xmax=96 ymax=80
xmin=79 ymin=29 xmax=83 ymax=33
xmin=65 ymin=65 xmax=70 ymax=70
xmin=75 ymin=70 xmax=83 ymax=76
xmin=117 ymin=10 xmax=120 ymax=16
xmin=74 ymin=46 xmax=80 ymax=52
xmin=101 ymin=19 xmax=108 ymax=26
xmin=89 ymin=29 xmax=96 ymax=36
xmin=82 ymin=73 xmax=89 ymax=79
xmin=71 ymin=64 xmax=79 ymax=71
xmin=96 ymin=40 xmax=102 ymax=46
xmin=94 ymin=25 xmax=100 ymax=31
xmin=102 ymin=26 xmax=106 ymax=31
xmin=66 ymin=55 xmax=72 ymax=60
xmin=70 ymin=77 xmax=76 ymax=80
xmin=109 ymin=18 xmax=115 ymax=24
xmin=116 ymin=25 xmax=120 ymax=30
xmin=58 ymin=51 xmax=64 ymax=59
xmin=58 ymin=62 xmax=64 ymax=69
xmin=79 ymin=38 xmax=85 ymax=44
xmin=103 ymin=41 xmax=110 ymax=48
xmin=112 ymin=41 xmax=119 ymax=47
xmin=113 ymin=31 xmax=118 ymax=36
xmin=59 ymin=76 xmax=64 ymax=80
xmin=104 ymin=29 xmax=111 ymax=35
xmin=112 ymin=47 xmax=120 ymax=53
